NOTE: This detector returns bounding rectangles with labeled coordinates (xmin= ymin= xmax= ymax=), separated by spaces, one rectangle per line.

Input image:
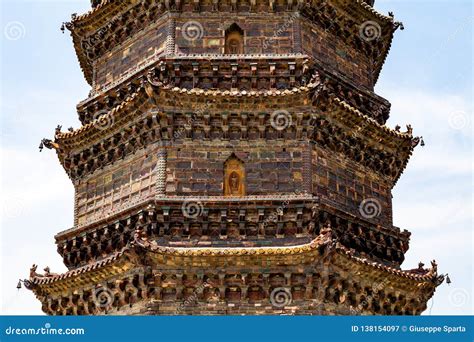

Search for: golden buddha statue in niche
xmin=224 ymin=23 xmax=244 ymax=55
xmin=227 ymin=38 xmax=241 ymax=54
xmin=229 ymin=172 xmax=240 ymax=194
xmin=224 ymin=156 xmax=245 ymax=196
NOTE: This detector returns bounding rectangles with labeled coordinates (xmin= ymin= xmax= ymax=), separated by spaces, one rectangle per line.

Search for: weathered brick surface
xmin=94 ymin=19 xmax=168 ymax=88
xmin=75 ymin=148 xmax=160 ymax=226
xmin=312 ymin=144 xmax=393 ymax=226
xmin=73 ymin=138 xmax=392 ymax=228
xmin=175 ymin=15 xmax=297 ymax=55
xmin=300 ymin=20 xmax=372 ymax=88
xmin=92 ymin=14 xmax=373 ymax=90
xmin=166 ymin=141 xmax=305 ymax=195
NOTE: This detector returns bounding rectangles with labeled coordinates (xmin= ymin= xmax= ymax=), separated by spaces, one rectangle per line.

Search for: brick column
xmin=166 ymin=15 xmax=176 ymax=55
xmin=156 ymin=148 xmax=167 ymax=195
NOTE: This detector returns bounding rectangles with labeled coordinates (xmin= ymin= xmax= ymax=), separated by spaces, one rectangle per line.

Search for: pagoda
xmin=25 ymin=0 xmax=445 ymax=315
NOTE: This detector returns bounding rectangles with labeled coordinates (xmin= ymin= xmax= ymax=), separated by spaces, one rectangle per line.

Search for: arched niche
xmin=224 ymin=154 xmax=245 ymax=196
xmin=225 ymin=23 xmax=244 ymax=54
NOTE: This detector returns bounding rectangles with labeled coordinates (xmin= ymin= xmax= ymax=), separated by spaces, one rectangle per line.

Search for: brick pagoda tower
xmin=25 ymin=0 xmax=444 ymax=315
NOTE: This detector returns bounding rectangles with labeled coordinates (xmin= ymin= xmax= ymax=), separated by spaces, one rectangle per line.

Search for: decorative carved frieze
xmin=76 ymin=56 xmax=390 ymax=126
xmin=31 ymin=228 xmax=436 ymax=316
xmin=59 ymin=103 xmax=411 ymax=183
xmin=56 ymin=199 xmax=410 ymax=270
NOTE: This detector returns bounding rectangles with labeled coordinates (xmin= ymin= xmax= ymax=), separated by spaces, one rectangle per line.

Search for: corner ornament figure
xmin=39 ymin=138 xmax=59 ymax=152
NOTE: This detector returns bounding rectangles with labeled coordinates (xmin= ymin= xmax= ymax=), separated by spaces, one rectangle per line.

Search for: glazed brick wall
xmin=175 ymin=15 xmax=298 ymax=55
xmin=93 ymin=15 xmax=372 ymax=90
xmin=75 ymin=150 xmax=160 ymax=225
xmin=94 ymin=19 xmax=168 ymax=89
xmin=311 ymin=144 xmax=393 ymax=226
xmin=300 ymin=20 xmax=373 ymax=89
xmin=73 ymin=140 xmax=391 ymax=226
xmin=166 ymin=141 xmax=307 ymax=196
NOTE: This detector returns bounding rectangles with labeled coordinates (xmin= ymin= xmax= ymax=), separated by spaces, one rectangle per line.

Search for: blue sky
xmin=0 ymin=0 xmax=472 ymax=315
